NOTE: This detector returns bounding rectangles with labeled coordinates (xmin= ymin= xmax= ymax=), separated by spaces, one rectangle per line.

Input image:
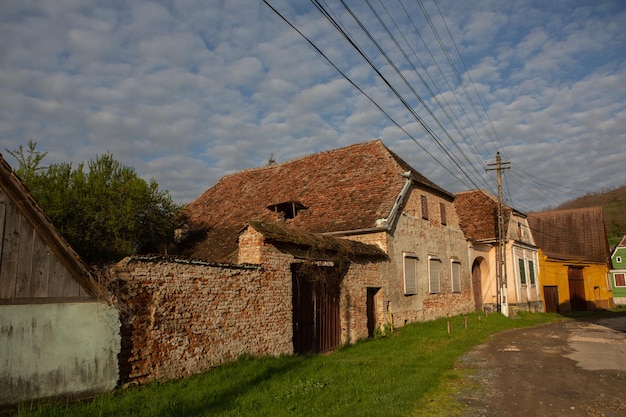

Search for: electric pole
xmin=486 ymin=152 xmax=510 ymax=316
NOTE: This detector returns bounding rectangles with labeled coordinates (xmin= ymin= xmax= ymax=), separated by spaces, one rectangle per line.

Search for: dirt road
xmin=458 ymin=314 xmax=626 ymax=417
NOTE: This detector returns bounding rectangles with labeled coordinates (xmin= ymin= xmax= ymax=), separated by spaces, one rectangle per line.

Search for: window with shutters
xmin=440 ymin=203 xmax=447 ymax=226
xmin=519 ymin=258 xmax=527 ymax=285
xmin=528 ymin=260 xmax=536 ymax=285
xmin=429 ymin=256 xmax=441 ymax=293
xmin=615 ymin=273 xmax=625 ymax=287
xmin=420 ymin=195 xmax=428 ymax=220
xmin=403 ymin=253 xmax=418 ymax=295
xmin=451 ymin=259 xmax=461 ymax=292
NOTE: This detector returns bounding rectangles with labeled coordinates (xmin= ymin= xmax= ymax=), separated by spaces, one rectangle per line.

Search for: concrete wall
xmin=0 ymin=302 xmax=120 ymax=405
xmin=110 ymin=256 xmax=293 ymax=385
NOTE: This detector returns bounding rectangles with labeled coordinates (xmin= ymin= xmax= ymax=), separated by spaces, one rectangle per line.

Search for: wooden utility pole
xmin=486 ymin=152 xmax=510 ymax=316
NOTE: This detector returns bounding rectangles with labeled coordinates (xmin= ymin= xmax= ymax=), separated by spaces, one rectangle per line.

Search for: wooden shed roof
xmin=527 ymin=207 xmax=610 ymax=263
xmin=182 ymin=140 xmax=451 ymax=262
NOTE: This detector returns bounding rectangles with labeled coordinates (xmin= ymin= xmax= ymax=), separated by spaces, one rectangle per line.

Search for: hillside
xmin=554 ymin=184 xmax=626 ymax=248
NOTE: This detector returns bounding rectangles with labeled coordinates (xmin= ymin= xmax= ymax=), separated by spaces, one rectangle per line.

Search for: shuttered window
xmin=451 ymin=260 xmax=461 ymax=293
xmin=421 ymin=195 xmax=428 ymax=220
xmin=429 ymin=256 xmax=441 ymax=293
xmin=440 ymin=203 xmax=447 ymax=225
xmin=519 ymin=258 xmax=527 ymax=285
xmin=615 ymin=273 xmax=625 ymax=287
xmin=403 ymin=253 xmax=418 ymax=295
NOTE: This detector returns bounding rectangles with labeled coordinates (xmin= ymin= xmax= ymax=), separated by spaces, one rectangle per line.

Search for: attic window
xmin=267 ymin=201 xmax=307 ymax=219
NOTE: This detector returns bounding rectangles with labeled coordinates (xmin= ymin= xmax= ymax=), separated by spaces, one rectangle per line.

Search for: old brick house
xmin=455 ymin=189 xmax=542 ymax=316
xmin=182 ymin=140 xmax=473 ymax=346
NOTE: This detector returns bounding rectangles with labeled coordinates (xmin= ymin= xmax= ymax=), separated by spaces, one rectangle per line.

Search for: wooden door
xmin=292 ymin=266 xmax=314 ymax=354
xmin=472 ymin=260 xmax=483 ymax=311
xmin=568 ymin=267 xmax=587 ymax=311
xmin=543 ymin=286 xmax=559 ymax=313
xmin=366 ymin=287 xmax=379 ymax=338
xmin=291 ymin=264 xmax=340 ymax=354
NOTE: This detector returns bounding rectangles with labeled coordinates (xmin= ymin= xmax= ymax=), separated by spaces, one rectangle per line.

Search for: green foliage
xmin=6 ymin=142 xmax=180 ymax=263
xmin=15 ymin=312 xmax=562 ymax=417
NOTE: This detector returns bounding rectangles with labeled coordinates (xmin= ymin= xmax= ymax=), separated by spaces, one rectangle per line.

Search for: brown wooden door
xmin=568 ymin=267 xmax=587 ymax=311
xmin=472 ymin=260 xmax=483 ymax=311
xmin=291 ymin=264 xmax=340 ymax=354
xmin=366 ymin=287 xmax=379 ymax=338
xmin=543 ymin=286 xmax=559 ymax=313
xmin=292 ymin=266 xmax=315 ymax=354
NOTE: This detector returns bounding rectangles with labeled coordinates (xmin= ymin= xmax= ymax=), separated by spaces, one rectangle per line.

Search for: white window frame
xmin=617 ymin=256 xmax=623 ymax=264
xmin=403 ymin=253 xmax=418 ymax=295
xmin=615 ymin=273 xmax=626 ymax=288
xmin=451 ymin=259 xmax=461 ymax=293
xmin=429 ymin=255 xmax=441 ymax=294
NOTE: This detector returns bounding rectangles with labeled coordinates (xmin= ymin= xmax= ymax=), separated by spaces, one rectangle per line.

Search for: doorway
xmin=568 ymin=267 xmax=587 ymax=311
xmin=471 ymin=259 xmax=483 ymax=311
xmin=543 ymin=286 xmax=559 ymax=313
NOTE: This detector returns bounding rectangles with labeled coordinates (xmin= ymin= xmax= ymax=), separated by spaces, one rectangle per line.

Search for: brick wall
xmin=110 ymin=256 xmax=292 ymax=385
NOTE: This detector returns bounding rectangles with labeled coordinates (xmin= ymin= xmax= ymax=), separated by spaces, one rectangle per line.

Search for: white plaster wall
xmin=0 ymin=302 xmax=120 ymax=405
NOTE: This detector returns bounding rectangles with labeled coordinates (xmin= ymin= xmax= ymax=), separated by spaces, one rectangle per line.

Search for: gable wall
xmin=0 ymin=191 xmax=87 ymax=300
xmin=385 ymin=186 xmax=473 ymax=325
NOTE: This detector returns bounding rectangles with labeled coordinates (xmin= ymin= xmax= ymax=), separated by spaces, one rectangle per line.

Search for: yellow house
xmin=528 ymin=207 xmax=614 ymax=312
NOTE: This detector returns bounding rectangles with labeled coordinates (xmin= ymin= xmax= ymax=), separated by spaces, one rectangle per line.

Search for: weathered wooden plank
xmin=61 ymin=266 xmax=80 ymax=297
xmin=0 ymin=198 xmax=20 ymax=299
xmin=48 ymin=255 xmax=67 ymax=297
xmin=29 ymin=232 xmax=50 ymax=297
xmin=0 ymin=192 xmax=6 ymax=263
xmin=15 ymin=215 xmax=35 ymax=298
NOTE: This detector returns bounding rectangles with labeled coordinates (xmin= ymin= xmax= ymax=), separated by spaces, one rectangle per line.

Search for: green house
xmin=610 ymin=236 xmax=626 ymax=305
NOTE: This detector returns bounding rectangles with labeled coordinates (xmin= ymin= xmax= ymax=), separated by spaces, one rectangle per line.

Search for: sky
xmin=1 ymin=0 xmax=625 ymax=213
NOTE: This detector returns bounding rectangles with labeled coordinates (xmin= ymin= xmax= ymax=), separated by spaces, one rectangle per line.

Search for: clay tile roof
xmin=182 ymin=140 xmax=451 ymax=261
xmin=527 ymin=207 xmax=610 ymax=263
xmin=618 ymin=235 xmax=626 ymax=248
xmin=247 ymin=220 xmax=387 ymax=259
xmin=454 ymin=189 xmax=513 ymax=241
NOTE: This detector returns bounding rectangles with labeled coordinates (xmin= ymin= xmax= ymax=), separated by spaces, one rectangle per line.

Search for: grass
xmin=15 ymin=312 xmax=563 ymax=417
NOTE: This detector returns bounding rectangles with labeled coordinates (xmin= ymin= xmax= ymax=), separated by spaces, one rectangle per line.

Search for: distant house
xmin=0 ymin=155 xmax=120 ymax=405
xmin=181 ymin=140 xmax=474 ymax=352
xmin=527 ymin=208 xmax=614 ymax=312
xmin=609 ymin=235 xmax=626 ymax=305
xmin=455 ymin=190 xmax=542 ymax=316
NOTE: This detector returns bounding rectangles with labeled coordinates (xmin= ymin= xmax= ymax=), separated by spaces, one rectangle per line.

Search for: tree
xmin=6 ymin=143 xmax=181 ymax=263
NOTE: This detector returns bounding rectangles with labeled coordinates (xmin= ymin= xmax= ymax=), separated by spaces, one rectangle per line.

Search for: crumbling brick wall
xmin=110 ymin=256 xmax=292 ymax=385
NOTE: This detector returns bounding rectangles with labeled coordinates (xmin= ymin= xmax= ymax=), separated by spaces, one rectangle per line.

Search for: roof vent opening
xmin=267 ymin=201 xmax=307 ymax=220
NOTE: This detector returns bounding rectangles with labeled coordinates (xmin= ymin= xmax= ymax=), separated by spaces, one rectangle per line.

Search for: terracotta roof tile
xmin=527 ymin=207 xmax=610 ymax=263
xmin=454 ymin=189 xmax=512 ymax=241
xmin=182 ymin=140 xmax=450 ymax=261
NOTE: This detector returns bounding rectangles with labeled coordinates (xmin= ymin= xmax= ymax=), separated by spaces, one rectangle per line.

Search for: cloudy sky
xmin=1 ymin=0 xmax=624 ymax=212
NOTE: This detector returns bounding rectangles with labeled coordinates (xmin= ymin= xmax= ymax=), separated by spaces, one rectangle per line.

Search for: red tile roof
xmin=527 ymin=207 xmax=610 ymax=263
xmin=182 ymin=140 xmax=451 ymax=261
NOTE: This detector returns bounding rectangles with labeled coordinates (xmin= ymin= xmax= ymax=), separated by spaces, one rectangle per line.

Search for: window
xmin=528 ymin=260 xmax=536 ymax=285
xmin=519 ymin=258 xmax=526 ymax=285
xmin=420 ymin=195 xmax=429 ymax=220
xmin=440 ymin=203 xmax=447 ymax=226
xmin=429 ymin=256 xmax=441 ymax=293
xmin=403 ymin=253 xmax=418 ymax=295
xmin=615 ymin=273 xmax=626 ymax=287
xmin=451 ymin=260 xmax=461 ymax=293
xmin=267 ymin=201 xmax=307 ymax=219
xmin=617 ymin=256 xmax=623 ymax=264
